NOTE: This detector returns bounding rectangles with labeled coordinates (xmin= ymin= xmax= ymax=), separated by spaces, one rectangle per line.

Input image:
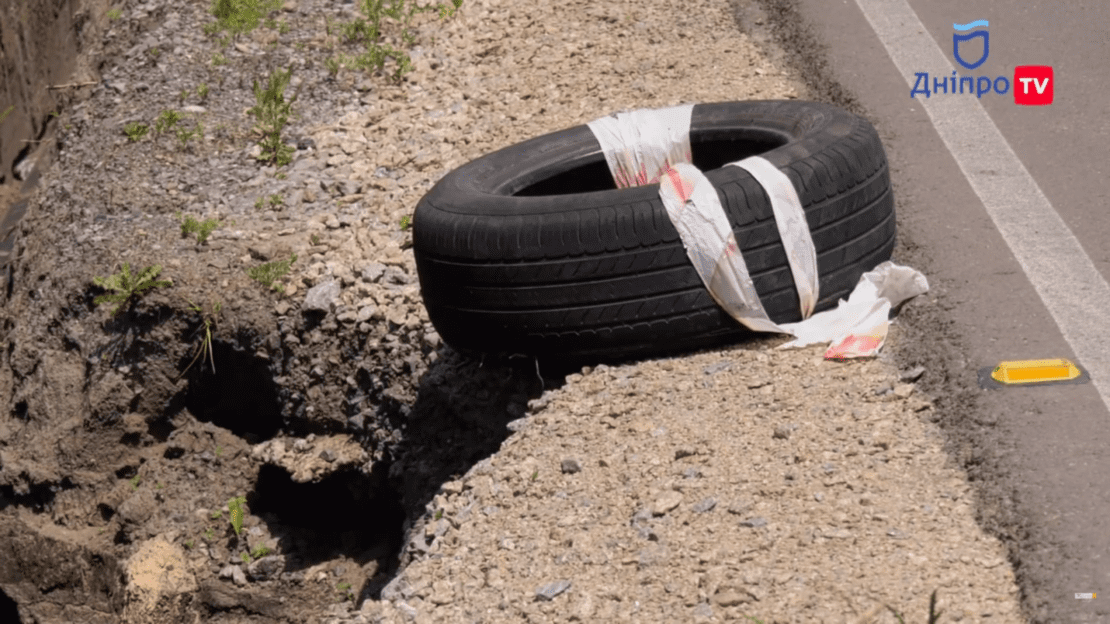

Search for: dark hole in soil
xmin=12 ymin=400 xmax=26 ymax=420
xmin=0 ymin=586 xmax=21 ymax=624
xmin=180 ymin=342 xmax=281 ymax=441
xmin=512 ymin=130 xmax=789 ymax=196
xmin=0 ymin=477 xmax=73 ymax=513
xmin=163 ymin=446 xmax=185 ymax=460
xmin=250 ymin=462 xmax=405 ymax=573
xmin=97 ymin=502 xmax=115 ymax=521
xmin=114 ymin=465 xmax=137 ymax=480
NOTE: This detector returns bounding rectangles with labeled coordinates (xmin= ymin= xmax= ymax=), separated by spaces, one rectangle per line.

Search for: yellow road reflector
xmin=992 ymin=359 xmax=1080 ymax=384
xmin=978 ymin=358 xmax=1090 ymax=389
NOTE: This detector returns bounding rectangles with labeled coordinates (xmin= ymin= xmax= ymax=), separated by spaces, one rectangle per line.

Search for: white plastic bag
xmin=587 ymin=104 xmax=927 ymax=359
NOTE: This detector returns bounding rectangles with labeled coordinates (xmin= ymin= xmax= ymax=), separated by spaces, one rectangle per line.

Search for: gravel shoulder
xmin=0 ymin=0 xmax=1029 ymax=622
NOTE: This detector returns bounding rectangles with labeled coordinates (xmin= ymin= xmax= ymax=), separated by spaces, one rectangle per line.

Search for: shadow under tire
xmin=413 ymin=100 xmax=896 ymax=366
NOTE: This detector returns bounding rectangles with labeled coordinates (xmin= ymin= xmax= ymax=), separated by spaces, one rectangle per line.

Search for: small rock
xmin=303 ymin=280 xmax=340 ymax=313
xmin=893 ymin=383 xmax=915 ymax=398
xmin=674 ymin=447 xmax=696 ymax=460
xmin=319 ymin=449 xmax=336 ymax=463
xmin=772 ymin=424 xmax=792 ymax=440
xmin=692 ymin=498 xmax=717 ymax=513
xmin=703 ymin=361 xmax=731 ymax=375
xmin=873 ymin=382 xmax=894 ymax=396
xmin=361 ymin=262 xmax=388 ymax=282
xmin=726 ymin=501 xmax=752 ymax=515
xmin=652 ymin=491 xmax=683 ymax=516
xmin=357 ymin=305 xmax=377 ymax=322
xmin=219 ymin=564 xmax=247 ymax=586
xmin=887 ymin=528 xmax=910 ymax=540
xmin=900 ymin=366 xmax=926 ymax=382
xmin=739 ymin=517 xmax=768 ymax=528
xmin=247 ymin=555 xmax=284 ymax=580
xmin=560 ymin=459 xmax=582 ymax=474
xmin=535 ymin=580 xmax=571 ymax=601
xmin=713 ymin=589 xmax=752 ymax=607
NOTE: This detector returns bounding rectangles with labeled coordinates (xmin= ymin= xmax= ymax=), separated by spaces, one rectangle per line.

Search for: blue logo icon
xmin=953 ymin=20 xmax=989 ymax=70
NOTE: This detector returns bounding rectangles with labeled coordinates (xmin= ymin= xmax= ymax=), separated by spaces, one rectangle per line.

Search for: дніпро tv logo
xmin=912 ymin=19 xmax=1053 ymax=105
xmin=952 ymin=19 xmax=1053 ymax=106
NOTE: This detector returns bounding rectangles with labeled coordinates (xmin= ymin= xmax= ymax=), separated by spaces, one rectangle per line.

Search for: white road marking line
xmin=853 ymin=0 xmax=1110 ymax=407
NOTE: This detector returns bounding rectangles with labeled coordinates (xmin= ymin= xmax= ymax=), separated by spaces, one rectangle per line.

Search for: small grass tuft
xmin=247 ymin=254 xmax=297 ymax=293
xmin=247 ymin=67 xmax=298 ymax=167
xmin=154 ymin=109 xmax=183 ymax=136
xmin=107 ymin=7 xmax=122 ymax=19
xmin=93 ymin=263 xmax=172 ymax=316
xmin=177 ymin=298 xmax=222 ymax=379
xmin=204 ymin=0 xmax=283 ymax=41
xmin=177 ymin=213 xmax=221 ymax=244
xmin=123 ymin=122 xmax=149 ymax=142
xmin=228 ymin=495 xmax=247 ymax=537
xmin=251 ymin=545 xmax=272 ymax=559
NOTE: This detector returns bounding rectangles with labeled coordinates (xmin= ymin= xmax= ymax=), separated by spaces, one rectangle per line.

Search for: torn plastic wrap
xmin=587 ymin=103 xmax=928 ymax=359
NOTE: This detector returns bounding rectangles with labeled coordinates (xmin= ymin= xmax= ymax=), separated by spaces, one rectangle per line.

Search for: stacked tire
xmin=413 ymin=101 xmax=895 ymax=366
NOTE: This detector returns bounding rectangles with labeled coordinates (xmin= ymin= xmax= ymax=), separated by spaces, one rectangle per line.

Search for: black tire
xmin=413 ymin=100 xmax=895 ymax=366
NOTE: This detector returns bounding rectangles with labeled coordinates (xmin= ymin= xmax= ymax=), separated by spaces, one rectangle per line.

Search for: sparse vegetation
xmin=130 ymin=475 xmax=141 ymax=490
xmin=399 ymin=214 xmax=412 ymax=230
xmin=247 ymin=67 xmax=298 ymax=166
xmin=251 ymin=545 xmax=272 ymax=559
xmin=228 ymin=495 xmax=247 ymax=537
xmin=123 ymin=122 xmax=149 ymax=142
xmin=92 ymin=263 xmax=172 ymax=316
xmin=177 ymin=298 xmax=222 ymax=379
xmin=204 ymin=0 xmax=283 ymax=42
xmin=177 ymin=213 xmax=221 ymax=244
xmin=0 ymin=105 xmax=14 ymax=124
xmin=107 ymin=7 xmax=122 ymax=20
xmin=154 ymin=109 xmax=183 ymax=136
xmin=247 ymin=254 xmax=297 ymax=293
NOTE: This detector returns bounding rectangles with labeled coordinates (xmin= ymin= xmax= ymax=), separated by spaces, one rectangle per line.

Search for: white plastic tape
xmin=586 ymin=104 xmax=928 ymax=358
xmin=587 ymin=104 xmax=693 ymax=188
xmin=728 ymin=156 xmax=818 ymax=319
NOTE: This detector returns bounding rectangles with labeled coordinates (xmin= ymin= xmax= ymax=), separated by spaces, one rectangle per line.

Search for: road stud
xmin=978 ymin=358 xmax=1089 ymax=389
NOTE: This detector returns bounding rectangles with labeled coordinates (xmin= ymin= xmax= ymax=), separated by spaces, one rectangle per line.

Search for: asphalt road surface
xmin=755 ymin=0 xmax=1110 ymax=622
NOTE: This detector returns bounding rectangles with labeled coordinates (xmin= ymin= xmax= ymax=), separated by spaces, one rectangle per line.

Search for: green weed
xmin=0 ymin=105 xmax=14 ymax=124
xmin=177 ymin=298 xmax=222 ymax=379
xmin=204 ymin=527 xmax=216 ymax=541
xmin=123 ymin=122 xmax=149 ymax=142
xmin=175 ymin=121 xmax=204 ymax=149
xmin=184 ymin=539 xmax=195 ymax=549
xmin=886 ymin=589 xmax=944 ymax=624
xmin=148 ymin=47 xmax=161 ymax=58
xmin=212 ymin=52 xmax=228 ymax=66
xmin=247 ymin=254 xmax=297 ymax=293
xmin=178 ymin=213 xmax=221 ymax=244
xmin=107 ymin=7 xmax=122 ymax=19
xmin=329 ymin=0 xmax=462 ymax=84
xmin=251 ymin=545 xmax=272 ymax=559
xmin=228 ymin=495 xmax=247 ymax=537
xmin=240 ymin=551 xmax=251 ymax=564
xmin=247 ymin=67 xmax=298 ymax=166
xmin=93 ymin=263 xmax=172 ymax=316
xmin=197 ymin=83 xmax=210 ymax=100
xmin=204 ymin=0 xmax=283 ymax=41
xmin=309 ymin=234 xmax=320 ymax=245
xmin=154 ymin=109 xmax=183 ymax=135
xmin=210 ymin=509 xmax=224 ymax=520
xmin=130 ymin=475 xmax=141 ymax=490
xmin=399 ymin=214 xmax=412 ymax=230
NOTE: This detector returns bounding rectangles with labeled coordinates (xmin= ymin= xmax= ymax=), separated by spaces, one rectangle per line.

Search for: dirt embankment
xmin=0 ymin=0 xmax=1029 ymax=622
